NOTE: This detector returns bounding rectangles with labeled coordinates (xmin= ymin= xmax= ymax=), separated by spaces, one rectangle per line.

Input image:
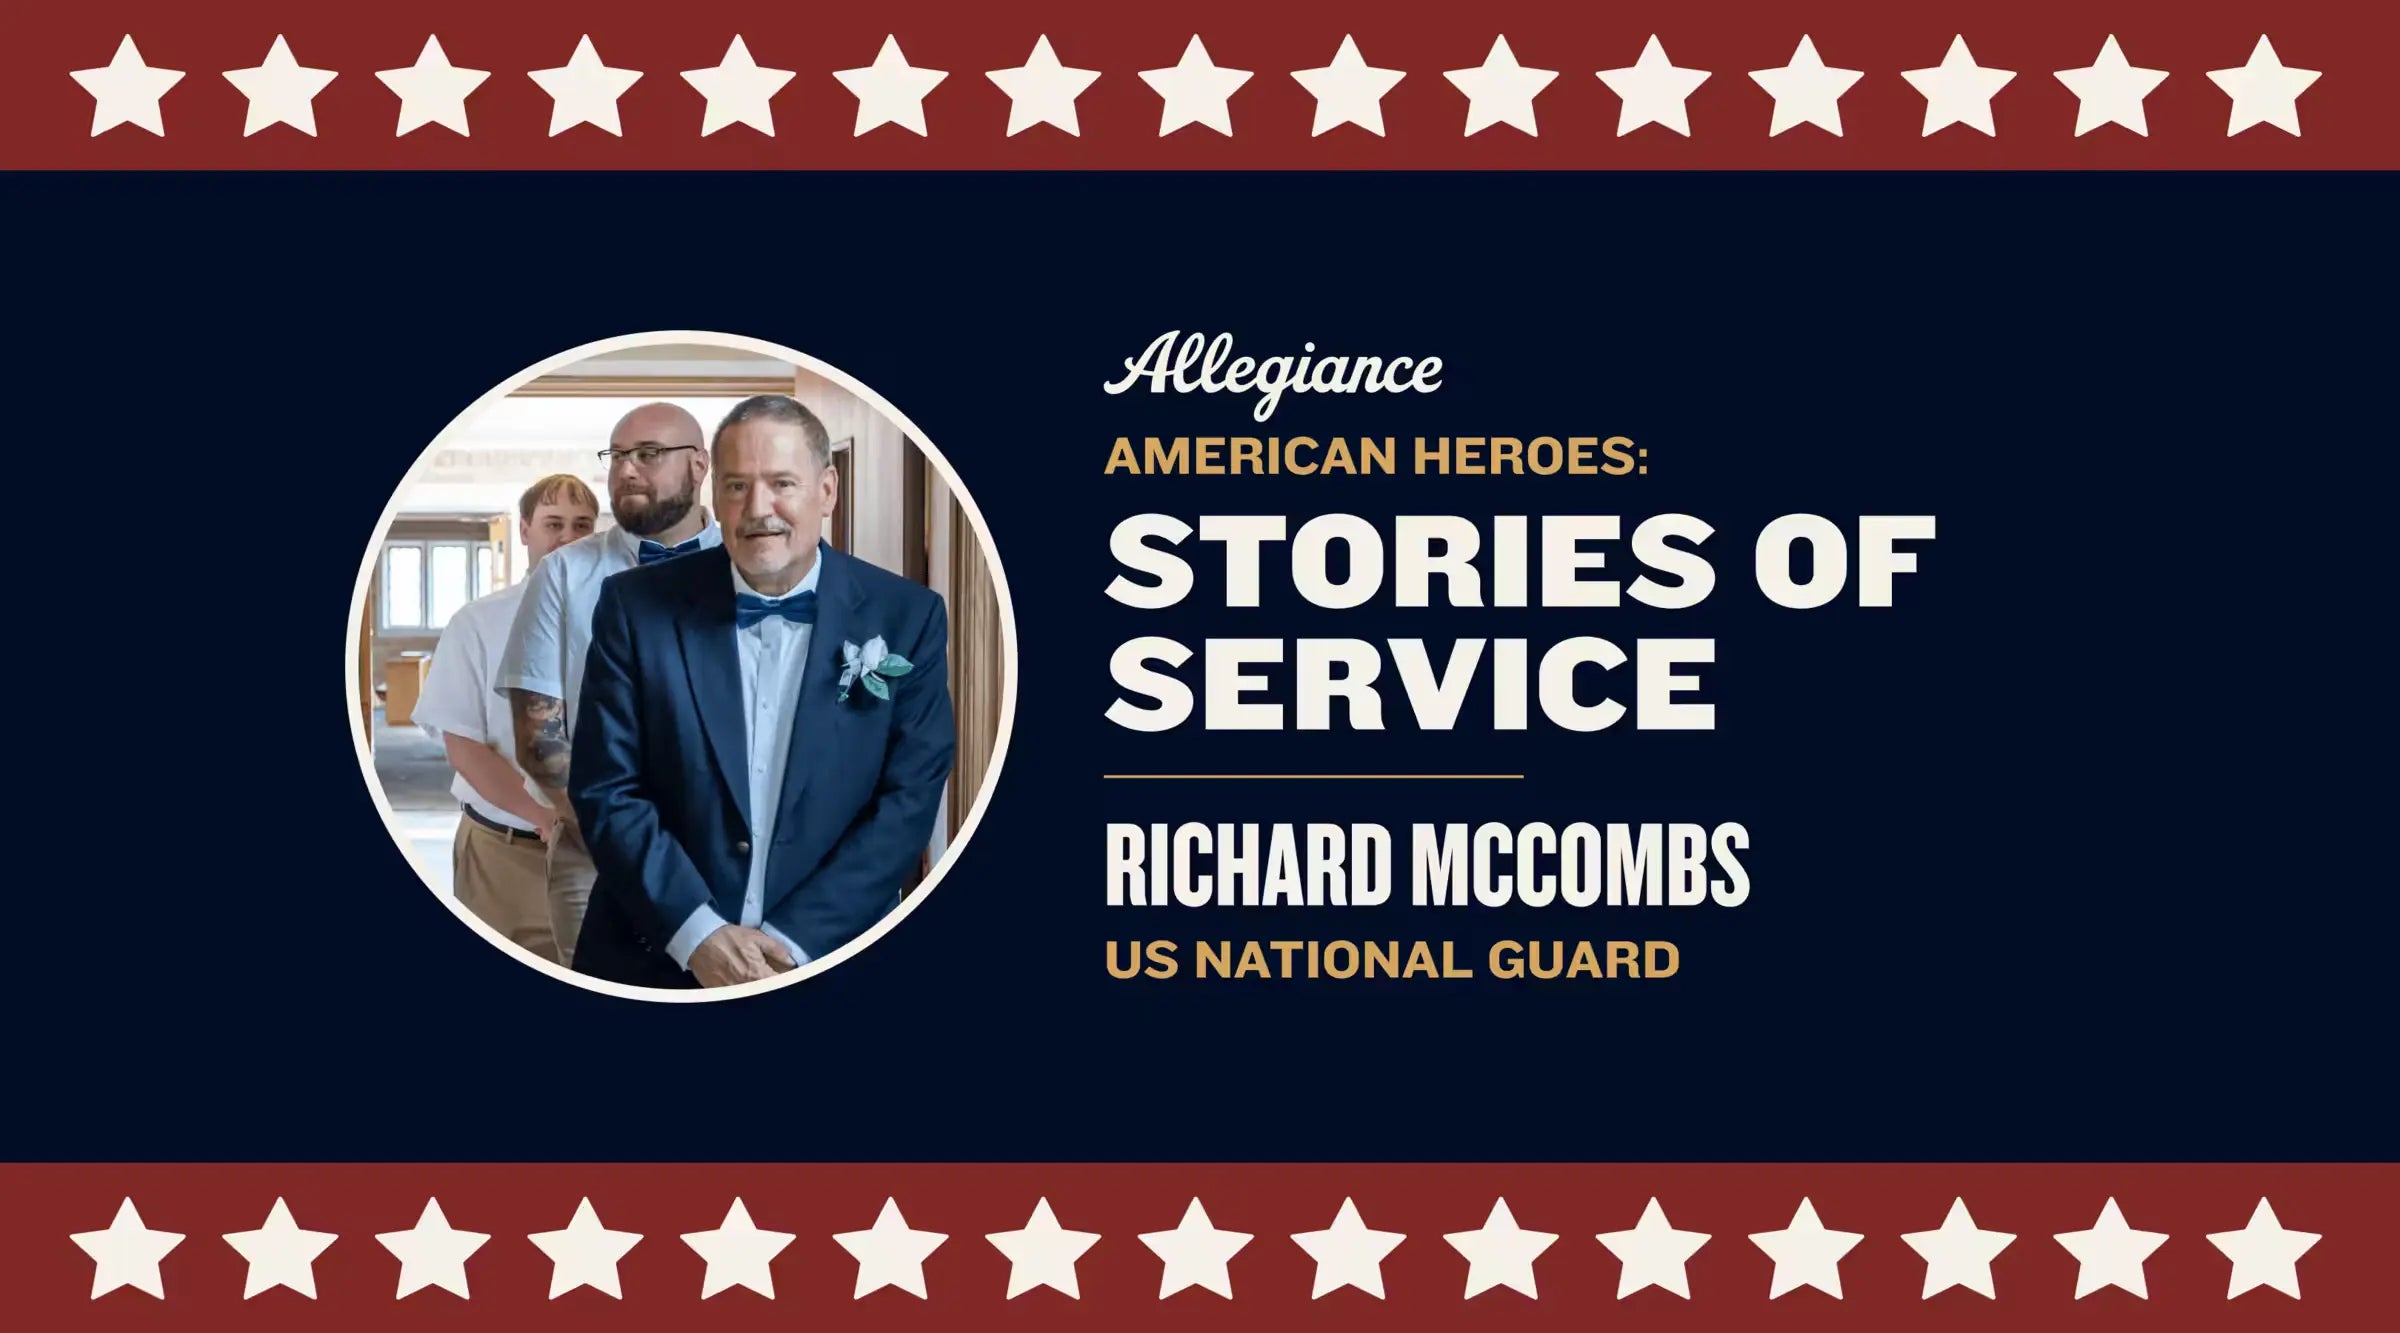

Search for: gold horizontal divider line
xmin=1102 ymin=773 xmax=1525 ymax=780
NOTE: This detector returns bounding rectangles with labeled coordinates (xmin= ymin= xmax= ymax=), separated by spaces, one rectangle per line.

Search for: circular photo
xmin=348 ymin=333 xmax=1012 ymax=999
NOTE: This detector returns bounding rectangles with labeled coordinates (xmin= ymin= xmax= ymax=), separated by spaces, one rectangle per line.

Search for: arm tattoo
xmin=508 ymin=688 xmax=572 ymax=788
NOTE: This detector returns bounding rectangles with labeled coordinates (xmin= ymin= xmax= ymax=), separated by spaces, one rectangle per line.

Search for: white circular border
xmin=344 ymin=330 xmax=1018 ymax=1002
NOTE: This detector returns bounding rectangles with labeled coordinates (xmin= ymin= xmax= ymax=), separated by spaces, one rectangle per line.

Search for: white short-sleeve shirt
xmin=492 ymin=517 xmax=722 ymax=743
xmin=411 ymin=581 xmax=537 ymax=831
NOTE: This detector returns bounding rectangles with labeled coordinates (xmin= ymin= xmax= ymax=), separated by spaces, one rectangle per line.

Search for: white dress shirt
xmin=410 ymin=581 xmax=536 ymax=831
xmin=662 ymin=555 xmax=821 ymax=972
xmin=492 ymin=517 xmax=721 ymax=805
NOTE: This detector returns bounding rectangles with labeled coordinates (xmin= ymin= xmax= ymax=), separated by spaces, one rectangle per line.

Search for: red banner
xmin=11 ymin=1162 xmax=2392 ymax=1329
xmin=5 ymin=0 xmax=2392 ymax=170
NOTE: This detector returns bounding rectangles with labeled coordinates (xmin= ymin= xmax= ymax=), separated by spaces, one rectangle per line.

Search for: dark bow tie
xmin=735 ymin=589 xmax=819 ymax=629
xmin=637 ymin=537 xmax=704 ymax=566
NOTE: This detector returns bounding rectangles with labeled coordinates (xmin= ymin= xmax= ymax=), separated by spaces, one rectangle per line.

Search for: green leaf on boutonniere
xmin=876 ymin=654 xmax=914 ymax=677
xmin=863 ymin=672 xmax=892 ymax=700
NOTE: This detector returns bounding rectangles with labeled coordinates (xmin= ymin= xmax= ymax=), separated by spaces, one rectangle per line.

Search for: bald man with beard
xmin=494 ymin=402 xmax=723 ymax=967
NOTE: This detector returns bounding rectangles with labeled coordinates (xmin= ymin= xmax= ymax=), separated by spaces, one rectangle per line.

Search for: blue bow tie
xmin=735 ymin=589 xmax=819 ymax=629
xmin=637 ymin=537 xmax=704 ymax=566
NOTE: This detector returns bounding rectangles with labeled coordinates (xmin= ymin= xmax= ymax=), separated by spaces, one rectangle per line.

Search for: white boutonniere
xmin=838 ymin=635 xmax=915 ymax=703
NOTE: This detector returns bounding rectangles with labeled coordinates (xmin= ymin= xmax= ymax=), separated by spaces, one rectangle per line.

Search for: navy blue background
xmin=9 ymin=172 xmax=2391 ymax=1160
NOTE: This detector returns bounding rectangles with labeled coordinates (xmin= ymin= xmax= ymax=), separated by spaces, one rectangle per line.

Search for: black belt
xmin=463 ymin=804 xmax=544 ymax=843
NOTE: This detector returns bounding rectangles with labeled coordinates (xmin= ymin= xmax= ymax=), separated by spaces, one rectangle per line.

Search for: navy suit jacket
xmin=567 ymin=543 xmax=956 ymax=988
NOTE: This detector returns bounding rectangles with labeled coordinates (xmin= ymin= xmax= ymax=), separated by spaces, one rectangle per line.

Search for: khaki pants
xmin=547 ymin=820 xmax=600 ymax=968
xmin=452 ymin=816 xmax=558 ymax=963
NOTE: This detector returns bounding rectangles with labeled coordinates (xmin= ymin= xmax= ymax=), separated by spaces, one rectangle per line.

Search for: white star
xmin=1903 ymin=35 xmax=2016 ymax=137
xmin=70 ymin=36 xmax=183 ymax=137
xmin=680 ymin=1198 xmax=793 ymax=1299
xmin=1443 ymin=36 xmax=1557 ymax=137
xmin=70 ymin=1198 xmax=183 ymax=1300
xmin=2208 ymin=37 xmax=2322 ymax=137
xmin=1748 ymin=1197 xmax=1863 ymax=1298
xmin=375 ymin=1198 xmax=488 ymax=1299
xmin=986 ymin=36 xmax=1100 ymax=137
xmin=222 ymin=35 xmax=337 ymax=138
xmin=1291 ymin=35 xmax=1405 ymax=137
xmin=833 ymin=1198 xmax=947 ymax=1299
xmin=1443 ymin=1197 xmax=1556 ymax=1298
xmin=1902 ymin=1197 xmax=2015 ymax=1299
xmin=1140 ymin=36 xmax=1251 ymax=137
xmin=833 ymin=36 xmax=947 ymax=137
xmin=1749 ymin=36 xmax=1862 ymax=137
xmin=1595 ymin=1197 xmax=1710 ymax=1299
xmin=681 ymin=36 xmax=793 ymax=137
xmin=1139 ymin=1197 xmax=1252 ymax=1299
xmin=2053 ymin=1198 xmax=2168 ymax=1299
xmin=1291 ymin=1197 xmax=1406 ymax=1299
xmin=527 ymin=1198 xmax=642 ymax=1299
xmin=375 ymin=36 xmax=487 ymax=137
xmin=1595 ymin=36 xmax=1711 ymax=137
xmin=222 ymin=1198 xmax=338 ymax=1300
xmin=986 ymin=1197 xmax=1102 ymax=1298
xmin=528 ymin=36 xmax=641 ymax=138
xmin=2054 ymin=36 xmax=2169 ymax=137
xmin=2207 ymin=1197 xmax=2320 ymax=1299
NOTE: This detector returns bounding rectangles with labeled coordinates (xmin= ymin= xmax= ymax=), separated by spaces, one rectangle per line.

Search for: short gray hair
xmin=713 ymin=394 xmax=832 ymax=470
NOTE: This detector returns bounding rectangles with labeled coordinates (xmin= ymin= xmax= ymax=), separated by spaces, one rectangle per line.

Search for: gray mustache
xmin=738 ymin=522 xmax=793 ymax=538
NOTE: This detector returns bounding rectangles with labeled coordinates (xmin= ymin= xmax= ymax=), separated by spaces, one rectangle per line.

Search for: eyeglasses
xmin=597 ymin=444 xmax=700 ymax=467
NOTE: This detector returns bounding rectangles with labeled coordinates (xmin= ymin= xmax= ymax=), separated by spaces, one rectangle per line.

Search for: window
xmin=380 ymin=540 xmax=486 ymax=630
xmin=382 ymin=547 xmax=424 ymax=628
xmin=429 ymin=546 xmax=470 ymax=627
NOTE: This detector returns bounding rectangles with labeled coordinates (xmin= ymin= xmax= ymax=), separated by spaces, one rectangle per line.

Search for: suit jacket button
xmin=733 ymin=840 xmax=751 ymax=856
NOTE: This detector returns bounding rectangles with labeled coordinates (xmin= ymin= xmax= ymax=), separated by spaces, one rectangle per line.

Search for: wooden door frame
xmin=945 ymin=502 xmax=1004 ymax=843
xmin=357 ymin=583 xmax=376 ymax=748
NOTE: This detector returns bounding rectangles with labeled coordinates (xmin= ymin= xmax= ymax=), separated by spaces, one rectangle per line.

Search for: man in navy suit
xmin=568 ymin=394 xmax=956 ymax=989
